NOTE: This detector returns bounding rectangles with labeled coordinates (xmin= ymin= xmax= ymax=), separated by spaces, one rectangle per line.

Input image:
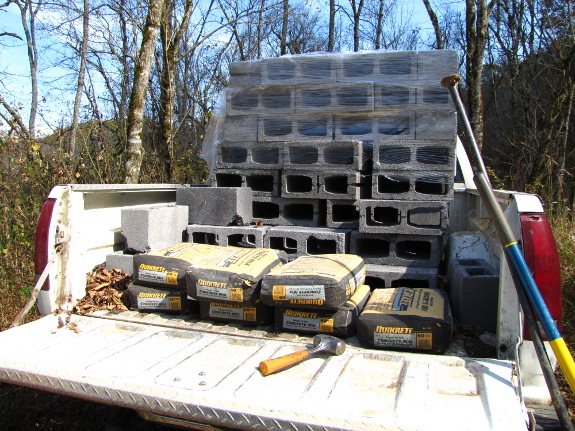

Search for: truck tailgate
xmin=0 ymin=313 xmax=527 ymax=431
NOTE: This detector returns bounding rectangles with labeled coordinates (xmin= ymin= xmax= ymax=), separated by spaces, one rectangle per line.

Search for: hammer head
xmin=311 ymin=334 xmax=346 ymax=356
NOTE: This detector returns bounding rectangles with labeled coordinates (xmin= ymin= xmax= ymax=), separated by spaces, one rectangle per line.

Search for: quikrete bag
xmin=133 ymin=243 xmax=223 ymax=289
xmin=357 ymin=287 xmax=453 ymax=353
xmin=275 ymin=284 xmax=371 ymax=337
xmin=261 ymin=254 xmax=365 ymax=310
xmin=187 ymin=247 xmax=285 ymax=305
xmin=127 ymin=283 xmax=194 ymax=314
xmin=199 ymin=299 xmax=273 ymax=326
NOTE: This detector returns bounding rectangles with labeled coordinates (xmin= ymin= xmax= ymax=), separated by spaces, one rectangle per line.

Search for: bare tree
xmin=328 ymin=0 xmax=336 ymax=51
xmin=280 ymin=0 xmax=289 ymax=55
xmin=465 ymin=0 xmax=495 ymax=150
xmin=13 ymin=0 xmax=42 ymax=138
xmin=350 ymin=0 xmax=365 ymax=51
xmin=422 ymin=0 xmax=444 ymax=49
xmin=124 ymin=0 xmax=165 ymax=184
xmin=69 ymin=0 xmax=90 ymax=156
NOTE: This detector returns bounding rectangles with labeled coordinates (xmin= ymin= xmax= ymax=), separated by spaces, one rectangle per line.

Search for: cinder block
xmin=262 ymin=55 xmax=337 ymax=84
xmin=371 ymin=169 xmax=454 ymax=201
xmin=294 ymin=82 xmax=375 ymax=113
xmin=258 ymin=114 xmax=334 ymax=142
xmin=222 ymin=116 xmax=258 ymax=143
xmin=415 ymin=109 xmax=457 ymax=141
xmin=213 ymin=168 xmax=281 ymax=197
xmin=176 ymin=186 xmax=252 ymax=226
xmin=186 ymin=224 xmax=269 ymax=248
xmin=334 ymin=111 xmax=416 ymax=141
xmin=374 ymin=84 xmax=417 ymax=109
xmin=448 ymin=258 xmax=499 ymax=331
xmin=373 ymin=141 xmax=455 ymax=171
xmin=365 ymin=264 xmax=438 ymax=290
xmin=337 ymin=51 xmax=417 ymax=83
xmin=281 ymin=170 xmax=318 ymax=198
xmin=228 ymin=60 xmax=262 ymax=87
xmin=327 ymin=200 xmax=360 ymax=229
xmin=106 ymin=251 xmax=135 ymax=276
xmin=358 ymin=199 xmax=448 ymax=235
xmin=417 ymin=85 xmax=453 ymax=109
xmin=226 ymin=85 xmax=295 ymax=116
xmin=284 ymin=140 xmax=366 ymax=171
xmin=252 ymin=196 xmax=325 ymax=227
xmin=350 ymin=230 xmax=443 ymax=267
xmin=318 ymin=171 xmax=366 ymax=200
xmin=217 ymin=142 xmax=283 ymax=170
xmin=417 ymin=50 xmax=458 ymax=84
xmin=121 ymin=205 xmax=188 ymax=252
xmin=264 ymin=226 xmax=350 ymax=261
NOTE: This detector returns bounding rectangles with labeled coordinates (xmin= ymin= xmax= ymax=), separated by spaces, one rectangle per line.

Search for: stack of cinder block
xmin=188 ymin=50 xmax=458 ymax=293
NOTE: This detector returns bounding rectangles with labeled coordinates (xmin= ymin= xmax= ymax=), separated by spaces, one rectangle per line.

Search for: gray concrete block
xmin=374 ymin=84 xmax=417 ymax=109
xmin=417 ymin=50 xmax=458 ymax=85
xmin=176 ymin=186 xmax=252 ymax=226
xmin=106 ymin=251 xmax=135 ymax=276
xmin=213 ymin=168 xmax=281 ymax=197
xmin=334 ymin=111 xmax=416 ymax=141
xmin=228 ymin=60 xmax=262 ymax=87
xmin=336 ymin=51 xmax=418 ymax=83
xmin=358 ymin=199 xmax=448 ymax=235
xmin=326 ymin=200 xmax=360 ymax=229
xmin=281 ymin=170 xmax=318 ymax=199
xmin=350 ymin=230 xmax=443 ymax=267
xmin=319 ymin=171 xmax=366 ymax=200
xmin=448 ymin=258 xmax=499 ymax=331
xmin=284 ymin=140 xmax=366 ymax=171
xmin=365 ymin=264 xmax=438 ymax=290
xmin=186 ymin=224 xmax=269 ymax=248
xmin=373 ymin=141 xmax=455 ymax=171
xmin=417 ymin=85 xmax=453 ymax=110
xmin=294 ymin=82 xmax=375 ymax=113
xmin=262 ymin=55 xmax=337 ymax=84
xmin=222 ymin=116 xmax=258 ymax=143
xmin=371 ymin=169 xmax=454 ymax=201
xmin=226 ymin=84 xmax=295 ymax=116
xmin=252 ymin=196 xmax=325 ymax=227
xmin=121 ymin=205 xmax=188 ymax=252
xmin=264 ymin=226 xmax=350 ymax=261
xmin=217 ymin=142 xmax=283 ymax=170
xmin=415 ymin=109 xmax=457 ymax=141
xmin=258 ymin=114 xmax=334 ymax=142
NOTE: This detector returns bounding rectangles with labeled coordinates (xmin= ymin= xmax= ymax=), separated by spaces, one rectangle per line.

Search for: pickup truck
xmin=0 ymin=136 xmax=565 ymax=431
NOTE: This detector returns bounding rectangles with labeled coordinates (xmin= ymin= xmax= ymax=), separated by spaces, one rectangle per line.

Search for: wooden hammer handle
xmin=259 ymin=350 xmax=310 ymax=376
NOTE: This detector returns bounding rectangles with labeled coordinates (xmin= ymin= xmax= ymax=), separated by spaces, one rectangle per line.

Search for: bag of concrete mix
xmin=133 ymin=242 xmax=223 ymax=289
xmin=127 ymin=283 xmax=197 ymax=314
xmin=199 ymin=299 xmax=273 ymax=326
xmin=275 ymin=284 xmax=371 ymax=337
xmin=187 ymin=247 xmax=286 ymax=305
xmin=357 ymin=287 xmax=453 ymax=353
xmin=260 ymin=254 xmax=365 ymax=309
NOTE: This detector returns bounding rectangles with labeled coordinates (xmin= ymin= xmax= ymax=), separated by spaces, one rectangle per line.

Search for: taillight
xmin=521 ymin=213 xmax=563 ymax=337
xmin=34 ymin=198 xmax=56 ymax=291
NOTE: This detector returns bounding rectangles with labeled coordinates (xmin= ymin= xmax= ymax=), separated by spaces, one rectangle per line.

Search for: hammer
xmin=259 ymin=334 xmax=345 ymax=376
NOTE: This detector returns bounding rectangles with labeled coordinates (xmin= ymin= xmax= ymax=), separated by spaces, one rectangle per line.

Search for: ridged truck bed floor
xmin=0 ymin=310 xmax=527 ymax=431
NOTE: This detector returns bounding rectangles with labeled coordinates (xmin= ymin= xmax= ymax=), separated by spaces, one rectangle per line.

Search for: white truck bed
xmin=0 ymin=310 xmax=527 ymax=431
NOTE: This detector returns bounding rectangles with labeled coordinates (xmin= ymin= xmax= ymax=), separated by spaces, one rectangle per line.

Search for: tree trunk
xmin=465 ymin=0 xmax=495 ymax=150
xmin=280 ymin=0 xmax=289 ymax=55
xmin=257 ymin=0 xmax=265 ymax=58
xmin=351 ymin=0 xmax=364 ymax=52
xmin=69 ymin=0 xmax=90 ymax=157
xmin=328 ymin=0 xmax=336 ymax=51
xmin=159 ymin=0 xmax=193 ymax=180
xmin=422 ymin=0 xmax=444 ymax=49
xmin=16 ymin=0 xmax=41 ymax=138
xmin=124 ymin=0 xmax=165 ymax=184
xmin=375 ymin=0 xmax=384 ymax=50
